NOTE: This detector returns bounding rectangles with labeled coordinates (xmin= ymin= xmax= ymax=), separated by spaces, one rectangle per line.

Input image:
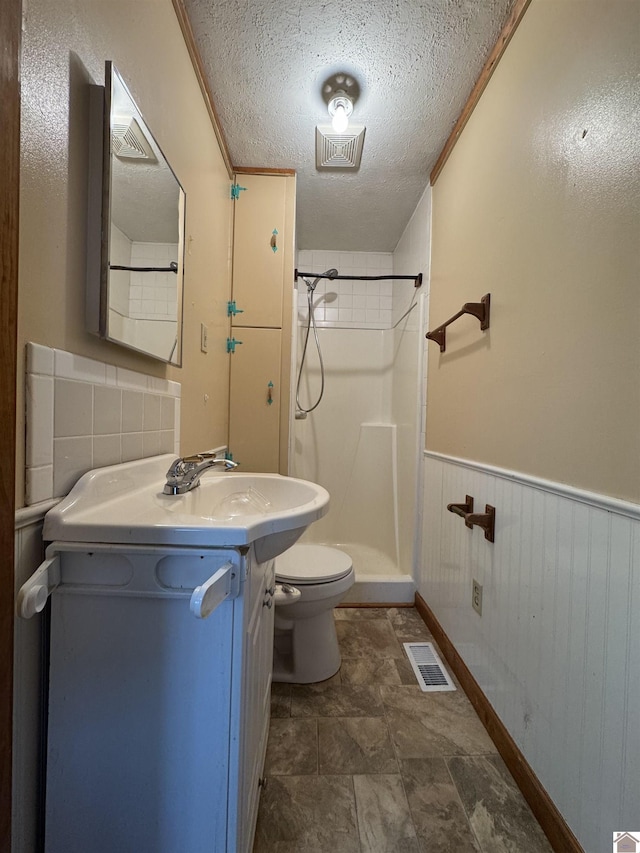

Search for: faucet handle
xmin=182 ymin=451 xmax=219 ymax=463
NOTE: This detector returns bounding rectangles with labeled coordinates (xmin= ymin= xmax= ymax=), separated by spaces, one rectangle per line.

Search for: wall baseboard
xmin=338 ymin=602 xmax=413 ymax=609
xmin=414 ymin=591 xmax=584 ymax=853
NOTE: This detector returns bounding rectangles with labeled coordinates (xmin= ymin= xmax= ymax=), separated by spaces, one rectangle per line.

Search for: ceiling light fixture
xmin=317 ymin=72 xmax=365 ymax=170
xmin=328 ymin=93 xmax=353 ymax=134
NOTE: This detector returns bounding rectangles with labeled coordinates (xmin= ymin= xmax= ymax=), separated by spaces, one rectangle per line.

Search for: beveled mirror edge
xmin=85 ymin=82 xmax=106 ymax=338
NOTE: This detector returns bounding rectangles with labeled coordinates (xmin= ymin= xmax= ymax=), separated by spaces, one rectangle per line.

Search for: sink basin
xmin=44 ymin=455 xmax=330 ymax=562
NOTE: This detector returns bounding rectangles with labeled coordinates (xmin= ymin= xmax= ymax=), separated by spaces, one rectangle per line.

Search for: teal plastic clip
xmin=227 ymin=300 xmax=244 ymax=317
xmin=226 ymin=337 xmax=243 ymax=353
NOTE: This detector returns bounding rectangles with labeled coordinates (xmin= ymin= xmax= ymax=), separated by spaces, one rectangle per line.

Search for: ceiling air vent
xmin=316 ymin=125 xmax=365 ymax=169
xmin=111 ymin=116 xmax=156 ymax=162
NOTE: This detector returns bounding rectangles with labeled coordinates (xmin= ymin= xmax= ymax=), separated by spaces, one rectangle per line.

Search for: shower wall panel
xmin=294 ymin=229 xmax=431 ymax=579
xmin=296 ymin=250 xmax=393 ymax=329
xmin=292 ymin=327 xmax=396 ymax=559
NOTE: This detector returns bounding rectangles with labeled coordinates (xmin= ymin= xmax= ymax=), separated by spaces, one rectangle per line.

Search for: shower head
xmin=310 ymin=268 xmax=339 ymax=291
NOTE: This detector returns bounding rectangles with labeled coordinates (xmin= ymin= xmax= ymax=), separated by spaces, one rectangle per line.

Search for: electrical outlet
xmin=200 ymin=323 xmax=208 ymax=353
xmin=472 ymin=580 xmax=483 ymax=616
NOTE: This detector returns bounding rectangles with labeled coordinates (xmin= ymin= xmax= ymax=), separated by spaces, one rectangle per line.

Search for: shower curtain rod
xmin=110 ymin=263 xmax=178 ymax=274
xmin=295 ymin=270 xmax=423 ymax=288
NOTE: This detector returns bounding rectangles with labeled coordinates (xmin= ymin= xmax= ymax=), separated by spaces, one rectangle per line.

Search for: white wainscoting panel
xmin=419 ymin=452 xmax=640 ymax=853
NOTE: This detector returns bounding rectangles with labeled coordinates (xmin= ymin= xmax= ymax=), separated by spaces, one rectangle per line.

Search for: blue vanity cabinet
xmin=43 ymin=543 xmax=275 ymax=853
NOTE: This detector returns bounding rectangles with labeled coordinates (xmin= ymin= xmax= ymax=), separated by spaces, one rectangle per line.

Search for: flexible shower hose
xmin=295 ymin=283 xmax=325 ymax=414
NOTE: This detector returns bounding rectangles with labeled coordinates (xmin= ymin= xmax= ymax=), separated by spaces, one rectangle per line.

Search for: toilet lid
xmin=276 ymin=544 xmax=353 ymax=584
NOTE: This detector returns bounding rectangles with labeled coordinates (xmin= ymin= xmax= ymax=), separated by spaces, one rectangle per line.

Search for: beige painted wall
xmin=17 ymin=0 xmax=233 ymax=507
xmin=427 ymin=0 xmax=639 ymax=502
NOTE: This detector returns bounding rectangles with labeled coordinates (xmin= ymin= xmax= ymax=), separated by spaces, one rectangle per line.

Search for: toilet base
xmin=272 ymin=608 xmax=341 ymax=683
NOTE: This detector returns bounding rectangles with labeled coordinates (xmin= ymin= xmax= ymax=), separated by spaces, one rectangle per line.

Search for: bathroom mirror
xmin=87 ymin=62 xmax=185 ymax=365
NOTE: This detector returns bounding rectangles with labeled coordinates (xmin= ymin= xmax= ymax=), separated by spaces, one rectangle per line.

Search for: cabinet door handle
xmin=270 ymin=228 xmax=278 ymax=253
xmin=16 ymin=554 xmax=61 ymax=619
xmin=190 ymin=562 xmax=234 ymax=618
xmin=267 ymin=380 xmax=274 ymax=405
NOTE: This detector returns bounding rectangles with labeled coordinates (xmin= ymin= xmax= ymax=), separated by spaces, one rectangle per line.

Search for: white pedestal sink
xmin=43 ymin=453 xmax=330 ymax=560
xmin=17 ymin=454 xmax=330 ymax=853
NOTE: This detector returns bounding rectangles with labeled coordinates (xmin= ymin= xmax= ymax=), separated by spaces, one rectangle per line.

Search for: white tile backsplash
xmin=25 ymin=465 xmax=54 ymax=505
xmin=92 ymin=434 xmax=122 ymax=468
xmin=25 ymin=374 xmax=54 ymax=468
xmin=93 ymin=386 xmax=122 ymax=435
xmin=143 ymin=393 xmax=162 ymax=431
xmin=54 ymin=379 xmax=93 ymax=437
xmin=115 ymin=366 xmax=150 ymax=391
xmin=54 ymin=349 xmax=106 ymax=383
xmin=161 ymin=396 xmax=175 ymax=431
xmin=122 ymin=432 xmax=144 ymax=462
xmin=24 ymin=343 xmax=181 ymax=505
xmin=26 ymin=342 xmax=54 ymax=376
xmin=122 ymin=390 xmax=144 ymax=432
xmin=142 ymin=431 xmax=162 ymax=457
xmin=53 ymin=436 xmax=93 ymax=496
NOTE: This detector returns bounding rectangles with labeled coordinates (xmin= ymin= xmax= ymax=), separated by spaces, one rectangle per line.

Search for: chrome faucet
xmin=163 ymin=453 xmax=238 ymax=495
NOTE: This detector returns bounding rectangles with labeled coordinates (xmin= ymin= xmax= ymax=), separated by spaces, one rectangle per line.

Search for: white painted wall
xmin=418 ymin=5 xmax=639 ymax=849
xmin=419 ymin=452 xmax=640 ymax=853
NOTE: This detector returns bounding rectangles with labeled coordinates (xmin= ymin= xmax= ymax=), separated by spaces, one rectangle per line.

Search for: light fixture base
xmin=321 ymin=73 xmax=361 ymax=109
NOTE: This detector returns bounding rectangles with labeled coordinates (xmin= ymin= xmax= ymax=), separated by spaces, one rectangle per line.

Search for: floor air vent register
xmin=404 ymin=642 xmax=456 ymax=692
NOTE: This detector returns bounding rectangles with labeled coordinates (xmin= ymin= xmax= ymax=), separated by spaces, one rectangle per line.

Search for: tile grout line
xmin=443 ymin=756 xmax=486 ymax=853
xmin=383 ymin=610 xmax=428 ymax=851
xmin=261 ymin=609 xmax=548 ymax=852
xmin=350 ymin=772 xmax=365 ymax=853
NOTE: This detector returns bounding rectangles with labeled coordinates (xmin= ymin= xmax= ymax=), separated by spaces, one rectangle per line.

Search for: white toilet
xmin=272 ymin=543 xmax=354 ymax=684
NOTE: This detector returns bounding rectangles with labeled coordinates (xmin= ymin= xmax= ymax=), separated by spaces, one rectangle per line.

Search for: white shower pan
xmin=294 ymin=422 xmax=415 ymax=604
xmin=324 ymin=542 xmax=414 ymax=604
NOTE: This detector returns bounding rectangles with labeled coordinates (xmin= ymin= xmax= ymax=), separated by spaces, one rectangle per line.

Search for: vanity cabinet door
xmin=236 ymin=555 xmax=275 ymax=853
xmin=231 ymin=174 xmax=286 ymax=328
xmin=228 ymin=326 xmax=281 ymax=472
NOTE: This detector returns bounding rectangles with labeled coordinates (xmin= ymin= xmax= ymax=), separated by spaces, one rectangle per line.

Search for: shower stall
xmin=290 ymin=245 xmax=428 ymax=603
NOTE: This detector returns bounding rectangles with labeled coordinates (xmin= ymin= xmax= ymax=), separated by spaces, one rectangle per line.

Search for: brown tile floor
xmin=253 ymin=607 xmax=553 ymax=853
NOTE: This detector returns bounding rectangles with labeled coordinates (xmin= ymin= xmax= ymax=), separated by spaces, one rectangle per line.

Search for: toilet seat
xmin=276 ymin=544 xmax=352 ymax=585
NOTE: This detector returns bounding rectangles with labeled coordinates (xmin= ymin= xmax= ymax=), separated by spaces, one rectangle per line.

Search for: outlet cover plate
xmin=472 ymin=580 xmax=483 ymax=616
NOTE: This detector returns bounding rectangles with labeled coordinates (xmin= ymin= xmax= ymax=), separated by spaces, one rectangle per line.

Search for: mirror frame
xmin=86 ymin=61 xmax=186 ymax=365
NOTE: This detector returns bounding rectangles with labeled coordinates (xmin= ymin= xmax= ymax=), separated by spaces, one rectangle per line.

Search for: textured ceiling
xmin=183 ymin=0 xmax=514 ymax=252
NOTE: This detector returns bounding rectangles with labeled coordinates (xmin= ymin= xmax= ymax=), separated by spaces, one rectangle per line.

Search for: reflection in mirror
xmin=87 ymin=62 xmax=185 ymax=364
